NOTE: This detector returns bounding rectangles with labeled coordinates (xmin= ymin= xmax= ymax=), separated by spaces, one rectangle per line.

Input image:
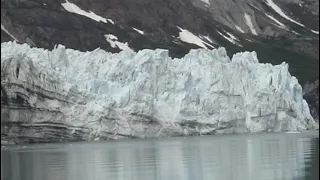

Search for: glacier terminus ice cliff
xmin=1 ymin=42 xmax=318 ymax=144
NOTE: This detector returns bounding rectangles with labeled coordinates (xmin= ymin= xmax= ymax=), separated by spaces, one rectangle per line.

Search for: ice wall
xmin=1 ymin=42 xmax=316 ymax=143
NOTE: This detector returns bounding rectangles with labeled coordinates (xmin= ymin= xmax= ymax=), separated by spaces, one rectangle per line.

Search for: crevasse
xmin=0 ymin=42 xmax=316 ymax=142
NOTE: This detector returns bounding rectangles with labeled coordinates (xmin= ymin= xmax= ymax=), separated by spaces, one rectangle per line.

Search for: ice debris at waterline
xmin=0 ymin=42 xmax=317 ymax=143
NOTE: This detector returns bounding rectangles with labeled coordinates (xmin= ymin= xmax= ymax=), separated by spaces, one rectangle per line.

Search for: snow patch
xmin=235 ymin=25 xmax=245 ymax=33
xmin=265 ymin=14 xmax=286 ymax=28
xmin=132 ymin=28 xmax=145 ymax=35
xmin=217 ymin=31 xmax=242 ymax=47
xmin=61 ymin=0 xmax=108 ymax=23
xmin=107 ymin=19 xmax=115 ymax=24
xmin=201 ymin=0 xmax=210 ymax=6
xmin=244 ymin=13 xmax=258 ymax=35
xmin=199 ymin=36 xmax=215 ymax=49
xmin=203 ymin=36 xmax=213 ymax=43
xmin=104 ymin=34 xmax=132 ymax=51
xmin=177 ymin=27 xmax=208 ymax=49
xmin=291 ymin=30 xmax=301 ymax=35
xmin=105 ymin=34 xmax=117 ymax=40
xmin=251 ymin=4 xmax=261 ymax=11
xmin=202 ymin=41 xmax=215 ymax=49
xmin=264 ymin=0 xmax=305 ymax=27
xmin=225 ymin=32 xmax=239 ymax=42
xmin=311 ymin=30 xmax=319 ymax=35
xmin=1 ymin=24 xmax=18 ymax=42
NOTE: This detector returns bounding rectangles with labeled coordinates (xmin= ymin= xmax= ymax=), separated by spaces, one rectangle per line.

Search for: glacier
xmin=1 ymin=41 xmax=317 ymax=144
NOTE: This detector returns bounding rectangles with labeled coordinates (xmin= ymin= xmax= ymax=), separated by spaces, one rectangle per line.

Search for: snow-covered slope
xmin=1 ymin=42 xmax=317 ymax=143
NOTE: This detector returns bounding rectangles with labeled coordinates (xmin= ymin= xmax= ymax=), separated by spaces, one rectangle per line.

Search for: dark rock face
xmin=303 ymin=80 xmax=319 ymax=121
xmin=275 ymin=0 xmax=319 ymax=31
xmin=1 ymin=30 xmax=13 ymax=42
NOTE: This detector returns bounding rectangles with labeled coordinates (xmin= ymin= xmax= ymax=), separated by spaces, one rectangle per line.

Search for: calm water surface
xmin=1 ymin=132 xmax=319 ymax=180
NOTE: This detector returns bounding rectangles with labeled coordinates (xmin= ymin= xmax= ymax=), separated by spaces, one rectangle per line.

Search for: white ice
xmin=1 ymin=42 xmax=316 ymax=137
xmin=61 ymin=0 xmax=108 ymax=23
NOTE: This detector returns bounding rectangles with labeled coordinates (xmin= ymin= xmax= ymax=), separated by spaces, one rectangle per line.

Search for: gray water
xmin=1 ymin=132 xmax=319 ymax=180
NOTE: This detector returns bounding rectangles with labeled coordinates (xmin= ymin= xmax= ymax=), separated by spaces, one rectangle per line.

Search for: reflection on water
xmin=1 ymin=132 xmax=319 ymax=180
